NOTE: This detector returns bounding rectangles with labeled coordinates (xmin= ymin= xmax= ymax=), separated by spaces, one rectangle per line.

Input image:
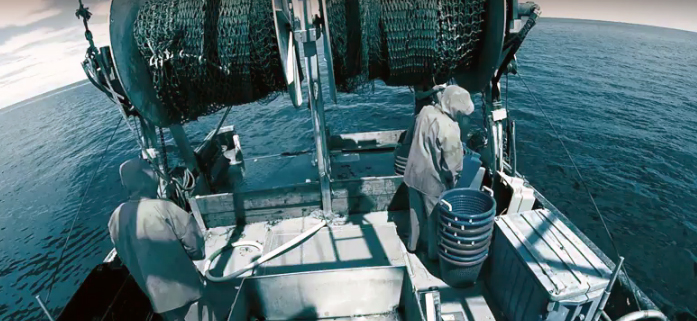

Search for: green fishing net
xmin=134 ymin=0 xmax=486 ymax=123
xmin=134 ymin=0 xmax=286 ymax=123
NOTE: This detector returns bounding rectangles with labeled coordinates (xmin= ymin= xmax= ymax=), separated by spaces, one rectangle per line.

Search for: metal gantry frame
xmin=290 ymin=0 xmax=335 ymax=214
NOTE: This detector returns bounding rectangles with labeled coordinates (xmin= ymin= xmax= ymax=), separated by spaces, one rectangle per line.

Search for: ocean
xmin=0 ymin=18 xmax=696 ymax=320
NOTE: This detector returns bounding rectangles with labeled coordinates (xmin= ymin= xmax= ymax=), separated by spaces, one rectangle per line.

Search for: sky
xmin=0 ymin=0 xmax=695 ymax=109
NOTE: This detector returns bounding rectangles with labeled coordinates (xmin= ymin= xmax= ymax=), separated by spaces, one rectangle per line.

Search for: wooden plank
xmin=188 ymin=197 xmax=207 ymax=231
xmin=522 ymin=211 xmax=589 ymax=292
xmin=328 ymin=130 xmax=405 ymax=152
xmin=196 ymin=183 xmax=320 ymax=214
xmin=202 ymin=206 xmax=318 ymax=227
xmin=536 ymin=209 xmax=612 ymax=282
xmin=332 ymin=176 xmax=407 ymax=215
xmin=195 ymin=182 xmax=321 ymax=227
xmin=500 ymin=217 xmax=566 ymax=293
xmin=197 ymin=176 xmax=409 ymax=227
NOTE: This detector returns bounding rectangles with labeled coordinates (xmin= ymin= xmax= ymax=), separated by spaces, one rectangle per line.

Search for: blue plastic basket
xmin=440 ymin=233 xmax=492 ymax=250
xmin=439 ymin=247 xmax=489 ymax=263
xmin=439 ymin=217 xmax=495 ymax=236
xmin=439 ymin=240 xmax=490 ymax=257
xmin=436 ymin=188 xmax=495 ymax=288
xmin=440 ymin=211 xmax=496 ymax=227
xmin=439 ymin=253 xmax=488 ymax=287
xmin=440 ymin=227 xmax=492 ymax=244
xmin=438 ymin=188 xmax=496 ymax=220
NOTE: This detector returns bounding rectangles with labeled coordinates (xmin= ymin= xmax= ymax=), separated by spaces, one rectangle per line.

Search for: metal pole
xmin=35 ymin=295 xmax=55 ymax=321
xmin=169 ymin=124 xmax=209 ymax=193
xmin=482 ymin=83 xmax=497 ymax=175
xmin=169 ymin=125 xmax=200 ymax=173
xmin=300 ymin=0 xmax=332 ymax=213
xmin=212 ymin=106 xmax=232 ymax=139
xmin=593 ymin=257 xmax=625 ymax=321
xmin=511 ymin=120 xmax=517 ymax=175
xmin=139 ymin=117 xmax=158 ymax=150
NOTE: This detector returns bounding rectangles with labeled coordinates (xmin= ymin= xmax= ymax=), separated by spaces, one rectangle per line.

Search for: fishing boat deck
xmin=190 ymin=131 xmax=410 ymax=230
xmin=197 ymin=211 xmax=500 ymax=321
xmin=219 ymin=151 xmax=399 ymax=193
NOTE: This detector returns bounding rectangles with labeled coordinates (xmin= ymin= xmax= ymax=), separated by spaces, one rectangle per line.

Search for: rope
xmin=44 ymin=116 xmax=123 ymax=304
xmin=517 ymin=74 xmax=642 ymax=310
xmin=505 ymin=74 xmax=509 ymax=111
xmin=159 ymin=127 xmax=169 ymax=175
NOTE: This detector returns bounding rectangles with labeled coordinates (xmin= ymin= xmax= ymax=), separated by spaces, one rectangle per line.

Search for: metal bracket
xmin=492 ymin=108 xmax=508 ymax=122
xmin=294 ymin=28 xmax=319 ymax=43
xmin=318 ymin=0 xmax=338 ymax=103
xmin=421 ymin=289 xmax=442 ymax=321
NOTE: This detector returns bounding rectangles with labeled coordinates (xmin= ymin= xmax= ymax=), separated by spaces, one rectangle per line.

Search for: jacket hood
xmin=120 ymin=158 xmax=159 ymax=200
xmin=435 ymin=85 xmax=474 ymax=121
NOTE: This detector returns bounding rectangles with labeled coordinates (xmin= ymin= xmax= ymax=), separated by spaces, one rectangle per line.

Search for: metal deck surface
xmin=197 ymin=211 xmax=499 ymax=321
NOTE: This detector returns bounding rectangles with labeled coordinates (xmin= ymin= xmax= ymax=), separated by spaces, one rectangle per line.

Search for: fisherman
xmin=393 ymin=84 xmax=447 ymax=173
xmin=108 ymin=158 xmax=215 ymax=321
xmin=403 ymin=85 xmax=475 ymax=260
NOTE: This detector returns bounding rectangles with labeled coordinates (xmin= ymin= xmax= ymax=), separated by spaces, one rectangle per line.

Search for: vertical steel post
xmin=169 ymin=125 xmax=200 ymax=173
xmin=139 ymin=117 xmax=158 ymax=150
xmin=593 ymin=257 xmax=625 ymax=321
xmin=483 ymin=82 xmax=507 ymax=176
xmin=510 ymin=120 xmax=517 ymax=175
xmin=299 ymin=0 xmax=332 ymax=213
xmin=482 ymin=83 xmax=498 ymax=175
xmin=170 ymin=124 xmax=210 ymax=193
xmin=140 ymin=118 xmax=172 ymax=197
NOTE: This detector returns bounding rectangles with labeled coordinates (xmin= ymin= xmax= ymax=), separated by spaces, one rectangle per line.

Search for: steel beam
xmin=299 ymin=0 xmax=332 ymax=213
xmin=170 ymin=124 xmax=210 ymax=193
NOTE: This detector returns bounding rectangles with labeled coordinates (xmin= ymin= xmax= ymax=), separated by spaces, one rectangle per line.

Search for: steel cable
xmin=518 ymin=73 xmax=642 ymax=310
xmin=44 ymin=116 xmax=123 ymax=304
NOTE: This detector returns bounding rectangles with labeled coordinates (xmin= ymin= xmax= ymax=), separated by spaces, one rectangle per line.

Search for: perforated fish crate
xmin=487 ymin=209 xmax=613 ymax=321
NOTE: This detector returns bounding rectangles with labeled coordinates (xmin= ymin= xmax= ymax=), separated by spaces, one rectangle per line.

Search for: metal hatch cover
xmin=494 ymin=209 xmax=613 ymax=300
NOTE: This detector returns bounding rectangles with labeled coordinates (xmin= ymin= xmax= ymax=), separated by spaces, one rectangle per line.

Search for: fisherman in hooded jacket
xmin=108 ymin=158 xmax=216 ymax=321
xmin=403 ymin=85 xmax=475 ymax=260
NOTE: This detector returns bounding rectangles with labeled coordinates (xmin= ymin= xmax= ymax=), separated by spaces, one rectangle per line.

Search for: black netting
xmin=327 ymin=0 xmax=486 ymax=91
xmin=133 ymin=0 xmax=486 ymax=123
xmin=134 ymin=0 xmax=285 ymax=124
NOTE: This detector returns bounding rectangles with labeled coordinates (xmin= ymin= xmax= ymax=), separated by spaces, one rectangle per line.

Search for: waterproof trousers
xmin=407 ymin=187 xmax=439 ymax=260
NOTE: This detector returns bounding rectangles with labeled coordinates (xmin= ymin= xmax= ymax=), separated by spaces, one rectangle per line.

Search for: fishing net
xmin=327 ymin=0 xmax=487 ymax=91
xmin=133 ymin=0 xmax=486 ymax=123
xmin=134 ymin=0 xmax=286 ymax=124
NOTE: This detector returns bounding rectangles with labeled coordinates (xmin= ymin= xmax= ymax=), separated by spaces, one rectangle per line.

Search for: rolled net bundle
xmin=133 ymin=0 xmax=486 ymax=123
xmin=327 ymin=0 xmax=487 ymax=91
xmin=134 ymin=0 xmax=286 ymax=124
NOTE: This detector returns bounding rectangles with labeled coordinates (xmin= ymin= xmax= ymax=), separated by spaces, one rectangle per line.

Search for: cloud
xmin=91 ymin=0 xmax=111 ymax=17
xmin=0 ymin=0 xmax=62 ymax=28
xmin=0 ymin=21 xmax=110 ymax=108
xmin=0 ymin=0 xmax=695 ymax=109
xmin=0 ymin=27 xmax=79 ymax=54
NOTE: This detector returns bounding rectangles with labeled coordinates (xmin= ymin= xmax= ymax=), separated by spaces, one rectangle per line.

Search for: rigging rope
xmin=44 ymin=116 xmax=123 ymax=304
xmin=517 ymin=74 xmax=642 ymax=310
